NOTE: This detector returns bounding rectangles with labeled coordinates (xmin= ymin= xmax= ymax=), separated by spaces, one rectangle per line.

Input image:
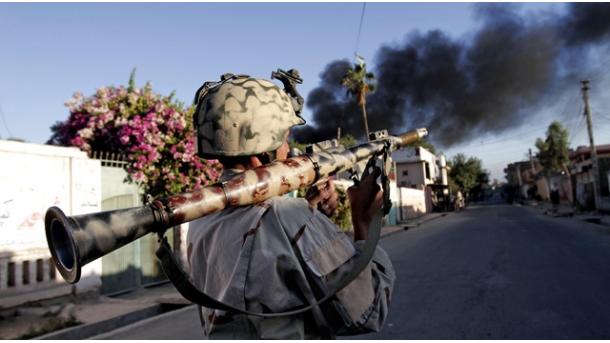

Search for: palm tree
xmin=341 ymin=60 xmax=376 ymax=140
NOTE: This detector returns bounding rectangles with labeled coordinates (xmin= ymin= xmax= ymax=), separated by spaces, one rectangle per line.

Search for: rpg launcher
xmin=45 ymin=128 xmax=428 ymax=284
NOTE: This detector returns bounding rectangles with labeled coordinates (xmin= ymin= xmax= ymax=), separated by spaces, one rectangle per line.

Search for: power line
xmin=474 ymin=116 xmax=580 ymax=147
xmin=476 ymin=128 xmax=547 ymax=146
xmin=0 ymin=103 xmax=14 ymax=139
xmin=559 ymin=91 xmax=580 ymax=120
xmin=568 ymin=111 xmax=585 ymax=148
xmin=353 ymin=3 xmax=366 ymax=61
xmin=478 ymin=104 xmax=583 ymax=146
xmin=567 ymin=101 xmax=585 ymax=148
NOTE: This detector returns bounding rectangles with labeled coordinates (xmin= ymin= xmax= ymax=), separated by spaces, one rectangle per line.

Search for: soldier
xmin=187 ymin=74 xmax=395 ymax=339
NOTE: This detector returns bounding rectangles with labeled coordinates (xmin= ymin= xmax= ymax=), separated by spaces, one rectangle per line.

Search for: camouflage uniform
xmin=188 ymin=74 xmax=395 ymax=339
xmin=187 ymin=170 xmax=395 ymax=339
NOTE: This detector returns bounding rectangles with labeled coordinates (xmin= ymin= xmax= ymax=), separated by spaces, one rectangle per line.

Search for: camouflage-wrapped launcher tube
xmin=45 ymin=128 xmax=427 ymax=284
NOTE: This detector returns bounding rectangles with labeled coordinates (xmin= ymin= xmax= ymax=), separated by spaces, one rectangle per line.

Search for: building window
xmin=402 ymin=170 xmax=409 ymax=176
xmin=425 ymin=162 xmax=431 ymax=180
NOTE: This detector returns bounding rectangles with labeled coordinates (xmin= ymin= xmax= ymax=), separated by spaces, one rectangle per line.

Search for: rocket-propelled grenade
xmin=45 ymin=128 xmax=428 ymax=284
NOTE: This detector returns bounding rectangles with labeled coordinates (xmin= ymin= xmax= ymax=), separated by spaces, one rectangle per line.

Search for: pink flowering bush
xmin=48 ymin=72 xmax=222 ymax=198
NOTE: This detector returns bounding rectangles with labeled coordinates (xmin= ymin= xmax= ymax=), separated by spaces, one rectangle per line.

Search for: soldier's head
xmin=193 ymin=74 xmax=305 ymax=168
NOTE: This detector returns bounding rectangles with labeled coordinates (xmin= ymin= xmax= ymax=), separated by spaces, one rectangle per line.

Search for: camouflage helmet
xmin=193 ymin=74 xmax=305 ymax=158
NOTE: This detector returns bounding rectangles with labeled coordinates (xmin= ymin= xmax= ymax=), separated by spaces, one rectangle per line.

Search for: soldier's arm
xmin=274 ymin=195 xmax=395 ymax=335
xmin=297 ymin=209 xmax=395 ymax=335
xmin=327 ymin=243 xmax=395 ymax=335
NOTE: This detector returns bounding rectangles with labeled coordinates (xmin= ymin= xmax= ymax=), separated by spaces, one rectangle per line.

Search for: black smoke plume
xmin=294 ymin=3 xmax=610 ymax=147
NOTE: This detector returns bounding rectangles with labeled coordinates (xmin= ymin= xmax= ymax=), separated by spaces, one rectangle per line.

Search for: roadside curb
xmin=406 ymin=212 xmax=449 ymax=228
xmin=32 ymin=213 xmax=449 ymax=339
xmin=518 ymin=202 xmax=610 ymax=229
xmin=35 ymin=304 xmax=164 ymax=340
xmin=381 ymin=212 xmax=449 ymax=238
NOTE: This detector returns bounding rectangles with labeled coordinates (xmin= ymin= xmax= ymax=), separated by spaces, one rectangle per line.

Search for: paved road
xmin=361 ymin=204 xmax=610 ymax=339
xmin=99 ymin=204 xmax=610 ymax=339
xmin=89 ymin=305 xmax=203 ymax=340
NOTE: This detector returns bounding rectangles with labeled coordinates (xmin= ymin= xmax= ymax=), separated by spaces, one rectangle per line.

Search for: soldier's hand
xmin=306 ymin=178 xmax=339 ymax=217
xmin=348 ymin=167 xmax=383 ymax=241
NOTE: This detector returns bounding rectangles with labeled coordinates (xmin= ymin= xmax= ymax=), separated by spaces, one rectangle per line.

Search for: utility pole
xmin=529 ymin=148 xmax=546 ymax=199
xmin=581 ymin=80 xmax=601 ymax=211
xmin=529 ymin=148 xmax=536 ymax=174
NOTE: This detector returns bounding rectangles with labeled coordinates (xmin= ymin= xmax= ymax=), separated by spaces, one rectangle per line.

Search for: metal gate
xmin=98 ymin=155 xmax=170 ymax=294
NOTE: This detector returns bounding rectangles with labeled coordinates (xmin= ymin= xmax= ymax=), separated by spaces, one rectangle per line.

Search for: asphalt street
xmin=97 ymin=204 xmax=610 ymax=339
xmin=361 ymin=203 xmax=610 ymax=339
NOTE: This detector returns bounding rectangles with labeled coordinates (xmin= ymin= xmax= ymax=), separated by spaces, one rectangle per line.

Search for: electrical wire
xmin=473 ymin=116 xmax=580 ymax=147
xmin=0 ymin=103 xmax=14 ymax=139
xmin=472 ymin=93 xmax=582 ymax=148
xmin=567 ymin=102 xmax=585 ymax=148
xmin=568 ymin=111 xmax=586 ymax=148
xmin=353 ymin=3 xmax=366 ymax=62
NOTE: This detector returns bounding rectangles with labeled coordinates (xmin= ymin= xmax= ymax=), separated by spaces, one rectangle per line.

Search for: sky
xmin=1 ymin=2 xmax=609 ymax=181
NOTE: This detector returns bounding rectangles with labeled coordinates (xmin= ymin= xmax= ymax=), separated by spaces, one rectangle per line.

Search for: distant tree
xmin=448 ymin=153 xmax=490 ymax=200
xmin=535 ymin=121 xmax=570 ymax=175
xmin=341 ymin=61 xmax=376 ymax=140
xmin=48 ymin=69 xmax=222 ymax=199
xmin=338 ymin=134 xmax=357 ymax=148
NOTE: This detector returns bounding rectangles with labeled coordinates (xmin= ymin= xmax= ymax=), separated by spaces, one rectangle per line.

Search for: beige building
xmin=392 ymin=146 xmax=439 ymax=189
xmin=390 ymin=147 xmax=449 ymax=222
xmin=570 ymin=144 xmax=610 ymax=210
xmin=504 ymin=160 xmax=544 ymax=199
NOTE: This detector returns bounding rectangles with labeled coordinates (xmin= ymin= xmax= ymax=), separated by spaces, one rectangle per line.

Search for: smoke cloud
xmin=294 ymin=3 xmax=610 ymax=147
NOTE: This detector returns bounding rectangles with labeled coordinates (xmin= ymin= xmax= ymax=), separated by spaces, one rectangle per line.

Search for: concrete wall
xmin=0 ymin=140 xmax=102 ymax=308
xmin=536 ymin=178 xmax=550 ymax=201
xmin=395 ymin=186 xmax=428 ymax=222
xmin=395 ymin=162 xmax=426 ymax=189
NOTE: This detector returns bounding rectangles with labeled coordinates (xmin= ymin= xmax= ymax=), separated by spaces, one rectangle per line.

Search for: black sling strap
xmin=155 ymin=155 xmax=389 ymax=318
xmin=155 ymin=210 xmax=382 ymax=318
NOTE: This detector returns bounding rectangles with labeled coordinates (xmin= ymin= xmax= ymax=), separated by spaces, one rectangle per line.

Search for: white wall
xmin=395 ymin=162 xmax=426 ymax=189
xmin=395 ymin=187 xmax=428 ymax=221
xmin=0 ymin=140 xmax=102 ymax=308
xmin=393 ymin=147 xmax=438 ymax=189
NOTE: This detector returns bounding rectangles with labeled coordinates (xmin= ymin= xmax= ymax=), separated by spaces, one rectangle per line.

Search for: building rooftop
xmin=570 ymin=144 xmax=610 ymax=160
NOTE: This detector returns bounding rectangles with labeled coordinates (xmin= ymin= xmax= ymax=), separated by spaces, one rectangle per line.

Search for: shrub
xmin=48 ymin=71 xmax=222 ymax=198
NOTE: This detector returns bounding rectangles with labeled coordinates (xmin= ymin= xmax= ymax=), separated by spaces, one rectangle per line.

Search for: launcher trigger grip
xmin=356 ymin=155 xmax=380 ymax=185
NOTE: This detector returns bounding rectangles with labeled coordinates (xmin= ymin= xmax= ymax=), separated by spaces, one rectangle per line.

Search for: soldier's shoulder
xmin=266 ymin=196 xmax=315 ymax=228
xmin=266 ymin=196 xmax=312 ymax=215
